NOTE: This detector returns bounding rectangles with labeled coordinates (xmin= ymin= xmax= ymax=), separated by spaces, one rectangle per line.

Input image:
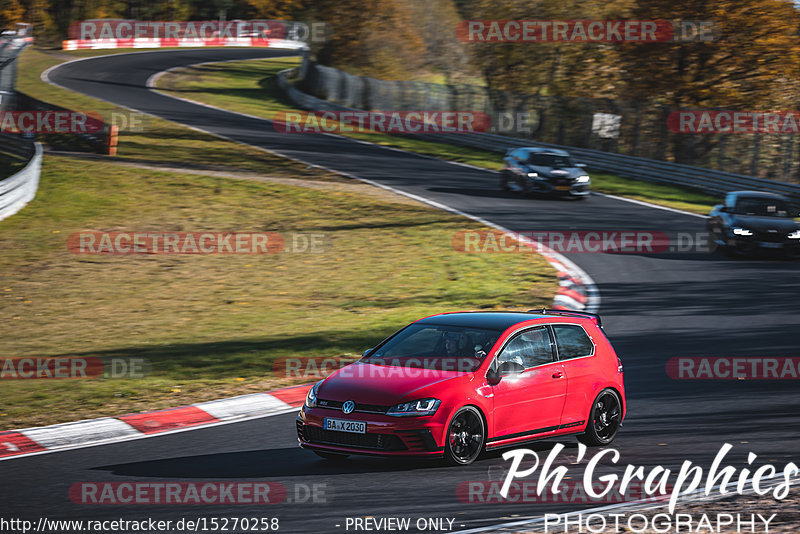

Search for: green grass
xmin=156 ymin=59 xmax=720 ymax=215
xmin=0 ymin=50 xmax=559 ymax=429
xmin=588 ymin=173 xmax=719 ymax=214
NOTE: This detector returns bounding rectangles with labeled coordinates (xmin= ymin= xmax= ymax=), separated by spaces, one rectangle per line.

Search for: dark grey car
xmin=500 ymin=147 xmax=591 ymax=198
xmin=707 ymin=191 xmax=800 ymax=258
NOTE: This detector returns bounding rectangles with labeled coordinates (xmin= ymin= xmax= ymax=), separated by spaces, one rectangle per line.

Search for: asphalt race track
xmin=3 ymin=49 xmax=799 ymax=533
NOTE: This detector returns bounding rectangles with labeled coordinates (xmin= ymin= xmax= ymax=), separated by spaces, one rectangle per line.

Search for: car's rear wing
xmin=528 ymin=308 xmax=602 ymax=328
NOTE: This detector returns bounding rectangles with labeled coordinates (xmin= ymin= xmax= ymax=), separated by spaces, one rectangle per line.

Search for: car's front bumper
xmin=728 ymin=235 xmax=800 ymax=254
xmin=296 ymin=406 xmax=446 ymax=457
xmin=540 ymin=179 xmax=590 ymax=197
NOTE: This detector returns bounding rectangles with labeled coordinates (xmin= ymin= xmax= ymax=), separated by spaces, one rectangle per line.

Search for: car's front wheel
xmin=444 ymin=406 xmax=485 ymax=465
xmin=578 ymin=389 xmax=622 ymax=446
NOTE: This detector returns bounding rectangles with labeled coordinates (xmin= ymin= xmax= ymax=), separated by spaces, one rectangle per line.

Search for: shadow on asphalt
xmin=92 ymin=441 xmax=581 ymax=478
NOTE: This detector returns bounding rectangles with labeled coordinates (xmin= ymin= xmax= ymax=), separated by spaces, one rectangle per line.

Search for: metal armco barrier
xmin=0 ymin=133 xmax=42 ymax=221
xmin=0 ymin=29 xmax=40 ymax=222
xmin=278 ymin=68 xmax=800 ymax=207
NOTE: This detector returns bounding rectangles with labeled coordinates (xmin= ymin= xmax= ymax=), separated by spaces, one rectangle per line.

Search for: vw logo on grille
xmin=342 ymin=400 xmax=355 ymax=414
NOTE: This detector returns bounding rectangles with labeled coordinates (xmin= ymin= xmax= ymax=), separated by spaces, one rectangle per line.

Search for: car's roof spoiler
xmin=528 ymin=308 xmax=602 ymax=328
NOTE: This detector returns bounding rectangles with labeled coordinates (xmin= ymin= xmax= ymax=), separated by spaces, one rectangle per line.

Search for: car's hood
xmin=317 ymin=362 xmax=468 ymax=405
xmin=728 ymin=215 xmax=799 ymax=232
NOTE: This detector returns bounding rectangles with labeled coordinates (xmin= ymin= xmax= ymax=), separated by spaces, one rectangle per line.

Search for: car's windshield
xmin=364 ymin=324 xmax=502 ymax=372
xmin=527 ymin=153 xmax=574 ymax=168
xmin=733 ymin=197 xmax=790 ymax=217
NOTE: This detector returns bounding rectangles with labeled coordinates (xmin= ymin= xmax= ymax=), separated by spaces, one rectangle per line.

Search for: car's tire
xmin=578 ymin=389 xmax=622 ymax=446
xmin=313 ymin=451 xmax=349 ymax=461
xmin=444 ymin=406 xmax=485 ymax=466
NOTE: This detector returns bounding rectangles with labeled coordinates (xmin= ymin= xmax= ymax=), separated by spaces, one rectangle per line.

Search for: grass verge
xmin=16 ymin=47 xmax=343 ymax=180
xmin=156 ymin=58 xmax=720 ymax=215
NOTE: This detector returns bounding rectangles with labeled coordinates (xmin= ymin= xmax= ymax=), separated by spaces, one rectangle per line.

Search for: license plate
xmin=324 ymin=418 xmax=366 ymax=434
xmin=760 ymin=242 xmax=783 ymax=249
xmin=555 ymin=185 xmax=572 ymax=191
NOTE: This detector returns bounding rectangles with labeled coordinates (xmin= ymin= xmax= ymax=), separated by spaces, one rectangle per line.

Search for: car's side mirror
xmin=362 ymin=348 xmax=374 ymax=358
xmin=498 ymin=360 xmax=524 ymax=376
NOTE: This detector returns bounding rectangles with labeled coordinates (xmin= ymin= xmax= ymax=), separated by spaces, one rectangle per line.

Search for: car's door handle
xmin=552 ymin=372 xmax=563 ymax=379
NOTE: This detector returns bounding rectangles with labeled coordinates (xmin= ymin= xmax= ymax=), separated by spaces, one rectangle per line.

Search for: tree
xmin=618 ymin=0 xmax=800 ymax=162
xmin=311 ymin=0 xmax=426 ymax=79
xmin=0 ymin=0 xmax=25 ymax=29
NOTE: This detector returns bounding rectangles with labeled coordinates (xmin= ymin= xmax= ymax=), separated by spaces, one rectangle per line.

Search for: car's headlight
xmin=305 ymin=381 xmax=322 ymax=408
xmin=386 ymin=398 xmax=441 ymax=417
xmin=526 ymin=172 xmax=538 ymax=178
xmin=732 ymin=227 xmax=753 ymax=236
xmin=575 ymin=175 xmax=590 ymax=183
xmin=788 ymin=230 xmax=800 ymax=239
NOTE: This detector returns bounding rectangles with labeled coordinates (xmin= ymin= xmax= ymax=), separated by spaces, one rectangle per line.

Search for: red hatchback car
xmin=296 ymin=310 xmax=625 ymax=465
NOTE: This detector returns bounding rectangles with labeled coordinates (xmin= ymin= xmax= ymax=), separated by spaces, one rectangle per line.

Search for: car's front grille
xmin=302 ymin=425 xmax=407 ymax=451
xmin=316 ymin=398 xmax=389 ymax=414
xmin=754 ymin=231 xmax=785 ymax=243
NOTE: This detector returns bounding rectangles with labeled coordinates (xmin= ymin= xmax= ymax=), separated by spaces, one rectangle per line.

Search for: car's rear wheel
xmin=444 ymin=406 xmax=485 ymax=465
xmin=313 ymin=451 xmax=349 ymax=461
xmin=578 ymin=389 xmax=622 ymax=446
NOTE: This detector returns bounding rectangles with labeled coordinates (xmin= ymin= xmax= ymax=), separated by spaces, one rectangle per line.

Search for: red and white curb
xmin=62 ymin=38 xmax=307 ymax=51
xmin=0 ymin=384 xmax=311 ymax=461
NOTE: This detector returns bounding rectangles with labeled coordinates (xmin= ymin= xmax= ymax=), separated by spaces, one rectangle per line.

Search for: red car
xmin=296 ymin=310 xmax=625 ymax=465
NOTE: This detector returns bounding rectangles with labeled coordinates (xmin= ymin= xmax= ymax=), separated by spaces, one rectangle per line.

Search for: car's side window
xmin=553 ymin=324 xmax=594 ymax=360
xmin=497 ymin=327 xmax=554 ymax=369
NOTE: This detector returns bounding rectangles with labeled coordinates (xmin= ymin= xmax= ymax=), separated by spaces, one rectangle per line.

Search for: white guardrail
xmin=0 ymin=134 xmax=42 ymax=221
xmin=0 ymin=30 xmax=39 ymax=222
xmin=277 ymin=66 xmax=800 ymax=207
